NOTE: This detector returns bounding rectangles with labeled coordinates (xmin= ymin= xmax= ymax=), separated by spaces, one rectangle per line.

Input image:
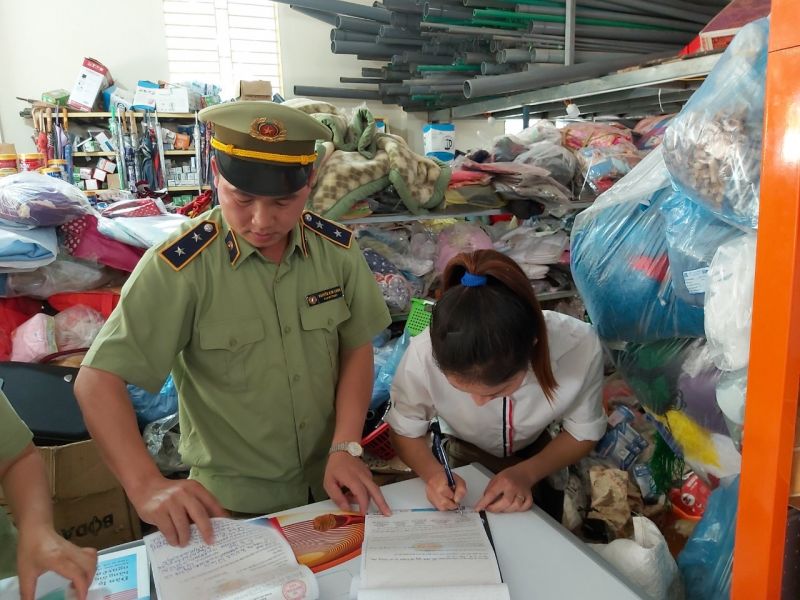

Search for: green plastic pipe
xmin=473 ymin=8 xmax=689 ymax=31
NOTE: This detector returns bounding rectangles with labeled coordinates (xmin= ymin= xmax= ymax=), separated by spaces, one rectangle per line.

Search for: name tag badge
xmin=306 ymin=286 xmax=344 ymax=306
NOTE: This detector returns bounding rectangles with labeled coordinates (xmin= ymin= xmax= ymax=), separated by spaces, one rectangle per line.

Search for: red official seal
xmin=282 ymin=579 xmax=307 ymax=600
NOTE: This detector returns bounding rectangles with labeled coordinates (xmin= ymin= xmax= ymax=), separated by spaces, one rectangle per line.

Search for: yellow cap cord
xmin=210 ymin=137 xmax=317 ymax=165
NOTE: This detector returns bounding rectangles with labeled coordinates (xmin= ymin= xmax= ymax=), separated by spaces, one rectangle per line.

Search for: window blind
xmin=163 ymin=0 xmax=282 ymax=98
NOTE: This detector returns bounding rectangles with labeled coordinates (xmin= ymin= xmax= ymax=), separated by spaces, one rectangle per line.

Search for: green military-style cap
xmin=199 ymin=101 xmax=333 ymax=196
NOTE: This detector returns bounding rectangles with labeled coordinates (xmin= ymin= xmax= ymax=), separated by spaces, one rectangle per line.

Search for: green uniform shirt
xmin=83 ymin=207 xmax=391 ymax=514
xmin=0 ymin=391 xmax=34 ymax=578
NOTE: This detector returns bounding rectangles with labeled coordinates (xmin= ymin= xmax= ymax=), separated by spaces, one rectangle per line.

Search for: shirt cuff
xmin=384 ymin=406 xmax=430 ymax=439
xmin=562 ymin=415 xmax=608 ymax=442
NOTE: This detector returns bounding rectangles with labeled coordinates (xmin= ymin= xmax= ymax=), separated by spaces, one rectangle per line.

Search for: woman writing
xmin=386 ymin=249 xmax=607 ymax=518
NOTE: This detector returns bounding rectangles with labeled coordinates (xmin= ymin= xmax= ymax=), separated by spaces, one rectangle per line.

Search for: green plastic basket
xmin=404 ymin=298 xmax=435 ymax=337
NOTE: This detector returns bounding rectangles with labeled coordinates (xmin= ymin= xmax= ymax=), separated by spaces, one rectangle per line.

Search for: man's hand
xmin=129 ymin=476 xmax=228 ymax=546
xmin=324 ymin=452 xmax=391 ymax=516
xmin=474 ymin=462 xmax=537 ymax=513
xmin=17 ymin=525 xmax=97 ymax=600
xmin=423 ymin=471 xmax=467 ymax=512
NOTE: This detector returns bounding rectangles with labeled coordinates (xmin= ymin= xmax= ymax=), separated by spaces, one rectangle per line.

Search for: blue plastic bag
xmin=677 ymin=476 xmax=739 ymax=600
xmin=128 ymin=374 xmax=178 ymax=428
xmin=371 ymin=331 xmax=410 ymax=409
xmin=659 ymin=193 xmax=743 ymax=307
xmin=663 ymin=18 xmax=769 ymax=230
xmin=571 ymin=150 xmax=705 ymax=342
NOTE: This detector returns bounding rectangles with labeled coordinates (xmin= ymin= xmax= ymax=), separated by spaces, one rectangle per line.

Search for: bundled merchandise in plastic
xmin=663 ymin=18 xmax=769 ymax=230
xmin=571 ymin=148 xmax=704 ymax=342
xmin=0 ymin=171 xmax=92 ymax=227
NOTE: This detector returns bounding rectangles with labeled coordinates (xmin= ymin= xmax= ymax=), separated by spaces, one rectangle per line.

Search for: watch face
xmin=347 ymin=442 xmax=363 ymax=457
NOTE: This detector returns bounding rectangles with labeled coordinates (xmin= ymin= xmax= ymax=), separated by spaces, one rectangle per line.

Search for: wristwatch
xmin=329 ymin=441 xmax=364 ymax=457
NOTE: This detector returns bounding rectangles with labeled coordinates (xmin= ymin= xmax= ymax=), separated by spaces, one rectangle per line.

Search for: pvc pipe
xmin=481 ymin=62 xmax=517 ymax=75
xmin=383 ymin=0 xmax=423 ymax=13
xmin=274 ymin=0 xmax=391 ymax=24
xmin=498 ymin=49 xmax=535 ymax=64
xmin=460 ymin=52 xmax=496 ymax=63
xmin=340 ymin=77 xmax=385 ymax=84
xmin=331 ymin=40 xmax=407 ymax=56
xmin=336 ymin=15 xmax=382 ymax=35
xmin=530 ymin=21 xmax=694 ymax=44
xmin=424 ymin=3 xmax=474 ymax=20
xmin=379 ymin=25 xmax=420 ymax=39
xmin=330 ymin=29 xmax=376 ymax=43
xmin=381 ymin=37 xmax=425 ymax=47
xmin=379 ymin=83 xmax=410 ymax=95
xmin=600 ymin=0 xmax=710 ymax=24
xmin=290 ymin=6 xmax=338 ymax=26
xmin=464 ymin=50 xmax=673 ymax=98
xmin=294 ymin=86 xmax=382 ymax=100
xmin=391 ymin=12 xmax=422 ymax=28
xmin=512 ymin=5 xmax=701 ymax=31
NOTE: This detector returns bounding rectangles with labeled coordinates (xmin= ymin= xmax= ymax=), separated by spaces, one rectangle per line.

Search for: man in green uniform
xmin=75 ymin=101 xmax=392 ymax=547
xmin=0 ymin=392 xmax=97 ymax=598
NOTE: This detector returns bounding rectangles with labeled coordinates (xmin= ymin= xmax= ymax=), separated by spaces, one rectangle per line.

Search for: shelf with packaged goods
xmin=168 ymin=185 xmax=210 ymax=192
xmin=164 ymin=150 xmax=196 ymax=155
xmin=73 ymin=151 xmax=117 ymax=157
xmin=61 ymin=111 xmax=197 ymax=119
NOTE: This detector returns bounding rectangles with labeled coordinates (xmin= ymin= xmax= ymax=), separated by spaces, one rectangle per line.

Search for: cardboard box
xmin=85 ymin=179 xmax=99 ymax=191
xmin=97 ymin=158 xmax=117 ymax=173
xmin=237 ymin=80 xmax=273 ymax=101
xmin=156 ymin=86 xmax=190 ymax=113
xmin=68 ymin=58 xmax=113 ymax=112
xmin=93 ymin=168 xmax=107 ymax=182
xmin=699 ymin=0 xmax=770 ymax=51
xmin=0 ymin=440 xmax=141 ymax=550
xmin=423 ymin=123 xmax=455 ymax=161
xmin=42 ymin=89 xmax=70 ymax=107
xmin=106 ymin=173 xmax=120 ymax=189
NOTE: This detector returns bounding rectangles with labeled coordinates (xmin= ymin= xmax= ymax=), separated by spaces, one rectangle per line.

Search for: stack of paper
xmin=357 ymin=509 xmax=510 ymax=600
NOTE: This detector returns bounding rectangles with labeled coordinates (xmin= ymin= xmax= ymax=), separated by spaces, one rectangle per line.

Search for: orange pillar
xmin=731 ymin=0 xmax=800 ymax=597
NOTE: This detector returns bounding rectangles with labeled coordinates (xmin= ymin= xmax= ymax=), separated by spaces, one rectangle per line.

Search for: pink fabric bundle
xmin=60 ymin=215 xmax=145 ymax=272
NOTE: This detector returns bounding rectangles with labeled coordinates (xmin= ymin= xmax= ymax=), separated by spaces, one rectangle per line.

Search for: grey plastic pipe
xmin=465 ymin=51 xmax=674 ymax=98
xmin=600 ymin=0 xmax=711 ymax=23
xmin=274 ymin=0 xmax=391 ymax=23
xmin=336 ymin=15 xmax=382 ymax=35
xmin=330 ymin=29 xmax=376 ymax=43
xmin=424 ymin=3 xmax=474 ymax=20
xmin=515 ymin=4 xmax=701 ymax=31
xmin=290 ymin=6 xmax=338 ymax=26
xmin=294 ymin=86 xmax=382 ymax=100
xmin=331 ymin=40 xmax=407 ymax=56
xmin=481 ymin=62 xmax=517 ymax=75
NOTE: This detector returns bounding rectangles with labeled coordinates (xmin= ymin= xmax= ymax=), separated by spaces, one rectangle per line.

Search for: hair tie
xmin=461 ymin=271 xmax=487 ymax=287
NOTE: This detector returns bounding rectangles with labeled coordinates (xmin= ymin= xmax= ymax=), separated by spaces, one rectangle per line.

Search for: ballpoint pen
xmin=430 ymin=419 xmax=464 ymax=516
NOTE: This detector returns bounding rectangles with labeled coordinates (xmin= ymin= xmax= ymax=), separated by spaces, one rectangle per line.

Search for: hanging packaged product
xmin=47 ymin=159 xmax=68 ymax=181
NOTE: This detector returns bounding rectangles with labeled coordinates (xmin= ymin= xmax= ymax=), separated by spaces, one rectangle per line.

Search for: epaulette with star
xmin=158 ymin=220 xmax=219 ymax=271
xmin=301 ymin=211 xmax=352 ymax=249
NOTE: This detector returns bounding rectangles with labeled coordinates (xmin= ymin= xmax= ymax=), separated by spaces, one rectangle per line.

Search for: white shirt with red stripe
xmin=385 ymin=311 xmax=607 ymax=458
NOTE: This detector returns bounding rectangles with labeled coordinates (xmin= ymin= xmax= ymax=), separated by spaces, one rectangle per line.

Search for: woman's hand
xmin=424 ymin=471 xmax=467 ymax=511
xmin=474 ymin=462 xmax=538 ymax=513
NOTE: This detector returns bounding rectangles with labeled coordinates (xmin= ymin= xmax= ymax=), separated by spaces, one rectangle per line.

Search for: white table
xmin=104 ymin=463 xmax=645 ymax=599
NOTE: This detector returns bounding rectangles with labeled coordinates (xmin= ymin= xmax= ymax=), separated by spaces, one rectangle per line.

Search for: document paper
xmin=144 ymin=518 xmax=319 ymax=600
xmin=358 ymin=510 xmax=510 ymax=600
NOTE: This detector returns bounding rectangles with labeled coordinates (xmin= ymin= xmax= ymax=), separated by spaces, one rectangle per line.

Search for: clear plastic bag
xmin=562 ymin=121 xmax=635 ymax=151
xmin=435 ymin=222 xmax=493 ymax=275
xmin=143 ymin=412 xmax=187 ymax=474
xmin=677 ymin=476 xmax=739 ymax=600
xmin=54 ymin=305 xmax=106 ymax=351
xmin=576 ymin=145 xmax=642 ymax=195
xmin=128 ymin=374 xmax=179 ymax=428
xmin=10 ymin=312 xmax=57 ymax=362
xmin=705 ymin=234 xmax=756 ymax=371
xmin=0 ymin=171 xmax=93 ymax=227
xmin=659 ymin=192 xmax=744 ymax=307
xmin=662 ymin=18 xmax=769 ymax=230
xmin=2 ymin=256 xmax=116 ymax=299
xmin=372 ymin=331 xmax=410 ymax=408
xmin=513 ymin=141 xmax=577 ymax=186
xmin=491 ymin=119 xmax=560 ymax=162
xmin=716 ymin=369 xmax=746 ymax=447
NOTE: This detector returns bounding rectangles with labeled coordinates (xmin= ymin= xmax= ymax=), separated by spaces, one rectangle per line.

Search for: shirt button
xmin=284 ymin=325 xmax=292 ymax=334
xmin=293 ymin=374 xmax=301 ymax=383
xmin=327 ymin=318 xmax=334 ymax=326
xmin=299 ymin=421 xmax=306 ymax=430
xmin=229 ymin=337 xmax=238 ymax=347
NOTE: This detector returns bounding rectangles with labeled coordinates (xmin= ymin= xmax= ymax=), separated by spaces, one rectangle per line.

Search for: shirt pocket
xmin=198 ymin=317 xmax=265 ymax=391
xmin=300 ymin=299 xmax=351 ymax=374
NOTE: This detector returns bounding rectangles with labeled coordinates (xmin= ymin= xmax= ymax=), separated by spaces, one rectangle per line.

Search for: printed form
xmin=357 ymin=510 xmax=510 ymax=600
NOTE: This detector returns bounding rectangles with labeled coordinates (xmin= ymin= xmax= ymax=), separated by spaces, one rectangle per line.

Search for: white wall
xmin=0 ymin=0 xmax=501 ymax=154
xmin=0 ymin=0 xmax=170 ymax=153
